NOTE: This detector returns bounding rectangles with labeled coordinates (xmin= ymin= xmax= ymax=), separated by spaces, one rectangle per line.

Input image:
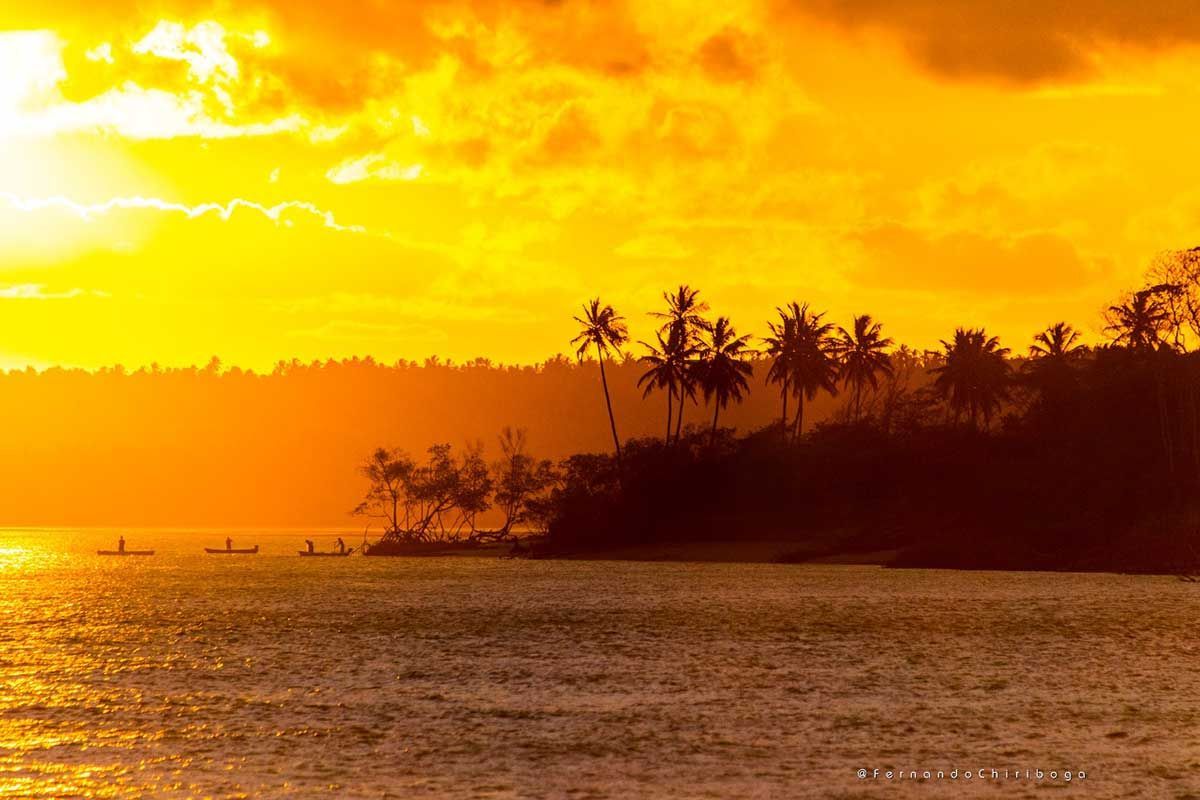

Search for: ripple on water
xmin=0 ymin=530 xmax=1197 ymax=798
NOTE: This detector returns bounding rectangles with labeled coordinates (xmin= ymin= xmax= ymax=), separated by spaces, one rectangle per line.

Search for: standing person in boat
xmin=118 ymin=535 xmax=125 ymax=553
xmin=336 ymin=537 xmax=345 ymax=554
xmin=305 ymin=539 xmax=314 ymax=553
xmin=226 ymin=536 xmax=233 ymax=551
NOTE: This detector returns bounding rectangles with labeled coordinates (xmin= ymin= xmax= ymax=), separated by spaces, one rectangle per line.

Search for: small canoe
xmin=97 ymin=550 xmax=154 ymax=556
xmin=204 ymin=545 xmax=259 ymax=554
xmin=298 ymin=548 xmax=354 ymax=557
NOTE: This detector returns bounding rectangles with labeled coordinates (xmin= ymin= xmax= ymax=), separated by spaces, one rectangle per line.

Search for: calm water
xmin=0 ymin=529 xmax=1197 ymax=798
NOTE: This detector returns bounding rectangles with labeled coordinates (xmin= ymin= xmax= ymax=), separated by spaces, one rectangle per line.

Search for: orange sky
xmin=2 ymin=1 xmax=1200 ymax=369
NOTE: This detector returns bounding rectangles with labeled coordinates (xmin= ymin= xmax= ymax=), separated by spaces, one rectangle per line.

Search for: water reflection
xmin=0 ymin=528 xmax=1196 ymax=798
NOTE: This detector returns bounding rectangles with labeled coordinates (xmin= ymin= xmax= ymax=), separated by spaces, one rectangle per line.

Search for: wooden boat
xmin=97 ymin=549 xmax=154 ymax=556
xmin=204 ymin=545 xmax=259 ymax=554
xmin=298 ymin=548 xmax=354 ymax=557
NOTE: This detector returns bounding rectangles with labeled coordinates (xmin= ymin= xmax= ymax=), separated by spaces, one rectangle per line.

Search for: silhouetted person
xmin=336 ymin=537 xmax=345 ymax=553
xmin=305 ymin=539 xmax=314 ymax=553
xmin=226 ymin=536 xmax=233 ymax=551
xmin=118 ymin=535 xmax=125 ymax=553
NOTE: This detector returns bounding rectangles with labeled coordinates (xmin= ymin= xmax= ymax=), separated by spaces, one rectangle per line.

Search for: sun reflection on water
xmin=0 ymin=546 xmax=36 ymax=573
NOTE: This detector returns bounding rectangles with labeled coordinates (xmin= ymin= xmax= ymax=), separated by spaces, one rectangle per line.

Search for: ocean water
xmin=0 ymin=528 xmax=1197 ymax=799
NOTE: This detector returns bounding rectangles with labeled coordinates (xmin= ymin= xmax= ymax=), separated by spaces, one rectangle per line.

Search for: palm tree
xmin=697 ymin=316 xmax=754 ymax=442
xmin=1025 ymin=322 xmax=1086 ymax=415
xmin=831 ymin=314 xmax=894 ymax=420
xmin=1029 ymin=322 xmax=1085 ymax=360
xmin=637 ymin=326 xmax=697 ymax=441
xmin=572 ymin=298 xmax=629 ymax=469
xmin=933 ymin=328 xmax=1012 ymax=428
xmin=652 ymin=285 xmax=710 ymax=339
xmin=788 ymin=303 xmax=839 ymax=438
xmin=764 ymin=303 xmax=840 ymax=440
xmin=651 ymin=285 xmax=709 ymax=441
xmin=762 ymin=309 xmax=796 ymax=434
xmin=1104 ymin=287 xmax=1171 ymax=351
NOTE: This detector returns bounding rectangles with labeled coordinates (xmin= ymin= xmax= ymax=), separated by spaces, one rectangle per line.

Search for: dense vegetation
xmin=521 ymin=249 xmax=1200 ymax=573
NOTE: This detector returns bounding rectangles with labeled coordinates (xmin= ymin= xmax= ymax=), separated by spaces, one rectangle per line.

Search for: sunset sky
xmin=3 ymin=1 xmax=1200 ymax=369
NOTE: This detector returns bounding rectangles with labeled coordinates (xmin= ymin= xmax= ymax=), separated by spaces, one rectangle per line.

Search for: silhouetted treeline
xmin=540 ymin=259 xmax=1200 ymax=573
xmin=543 ymin=348 xmax=1200 ymax=572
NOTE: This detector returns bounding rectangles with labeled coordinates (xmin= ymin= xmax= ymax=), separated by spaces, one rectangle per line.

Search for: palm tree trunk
xmin=665 ymin=383 xmax=674 ymax=442
xmin=711 ymin=400 xmax=720 ymax=444
xmin=780 ymin=376 xmax=789 ymax=436
xmin=596 ymin=343 xmax=622 ymax=471
xmin=675 ymin=390 xmax=686 ymax=441
xmin=792 ymin=394 xmax=805 ymax=440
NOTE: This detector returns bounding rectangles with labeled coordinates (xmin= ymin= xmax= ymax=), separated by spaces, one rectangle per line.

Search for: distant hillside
xmin=0 ymin=355 xmax=859 ymax=527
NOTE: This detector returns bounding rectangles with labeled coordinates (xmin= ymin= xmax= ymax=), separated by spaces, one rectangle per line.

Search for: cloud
xmin=0 ymin=193 xmax=367 ymax=234
xmin=326 ymin=154 xmax=424 ymax=184
xmin=851 ymin=224 xmax=1099 ymax=295
xmin=696 ymin=27 xmax=760 ymax=83
xmin=286 ymin=319 xmax=449 ymax=344
xmin=3 ymin=83 xmax=306 ymax=140
xmin=132 ymin=20 xmax=246 ymax=85
xmin=84 ymin=42 xmax=114 ymax=64
xmin=0 ymin=27 xmax=306 ymax=140
xmin=531 ymin=104 xmax=601 ymax=165
xmin=776 ymin=0 xmax=1200 ymax=83
xmin=0 ymin=284 xmax=109 ymax=300
xmin=614 ymin=233 xmax=692 ymax=260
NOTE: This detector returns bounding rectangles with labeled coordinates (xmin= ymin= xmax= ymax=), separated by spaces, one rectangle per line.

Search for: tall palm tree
xmin=762 ymin=309 xmax=796 ymax=434
xmin=652 ymin=285 xmax=710 ymax=339
xmin=788 ymin=302 xmax=839 ymax=439
xmin=572 ymin=298 xmax=629 ymax=469
xmin=697 ymin=316 xmax=754 ymax=442
xmin=933 ymin=328 xmax=1012 ymax=428
xmin=651 ymin=285 xmax=709 ymax=441
xmin=637 ymin=326 xmax=697 ymax=441
xmin=1104 ymin=288 xmax=1171 ymax=351
xmin=831 ymin=314 xmax=894 ymax=421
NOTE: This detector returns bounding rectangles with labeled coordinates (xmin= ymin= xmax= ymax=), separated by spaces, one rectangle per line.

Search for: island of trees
xmin=357 ymin=247 xmax=1200 ymax=573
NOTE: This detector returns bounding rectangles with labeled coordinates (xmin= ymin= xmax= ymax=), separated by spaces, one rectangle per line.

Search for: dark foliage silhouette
xmin=784 ymin=303 xmax=839 ymax=438
xmin=536 ymin=257 xmax=1200 ymax=574
xmin=696 ymin=316 xmax=755 ymax=442
xmin=572 ymin=298 xmax=629 ymax=470
xmin=638 ymin=325 xmax=699 ymax=443
xmin=932 ymin=328 xmax=1011 ymax=428
xmin=1104 ymin=287 xmax=1172 ymax=351
xmin=831 ymin=314 xmax=894 ymax=421
xmin=650 ymin=286 xmax=710 ymax=442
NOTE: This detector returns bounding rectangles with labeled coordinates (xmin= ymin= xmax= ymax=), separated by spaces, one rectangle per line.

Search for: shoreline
xmin=542 ymin=539 xmax=898 ymax=565
xmin=531 ymin=538 xmax=1194 ymax=577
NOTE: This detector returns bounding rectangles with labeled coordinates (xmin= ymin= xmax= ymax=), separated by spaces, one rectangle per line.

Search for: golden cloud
xmin=852 ymin=225 xmax=1101 ymax=295
xmin=775 ymin=0 xmax=1200 ymax=83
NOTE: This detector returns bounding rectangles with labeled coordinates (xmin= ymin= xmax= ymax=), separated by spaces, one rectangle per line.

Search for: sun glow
xmin=0 ymin=3 xmax=1197 ymax=369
